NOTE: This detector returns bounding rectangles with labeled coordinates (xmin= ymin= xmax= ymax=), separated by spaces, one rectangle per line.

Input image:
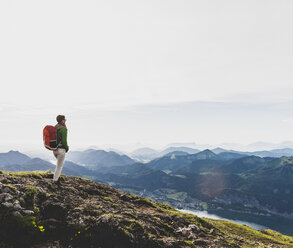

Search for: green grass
xmin=103 ymin=196 xmax=112 ymax=201
xmin=3 ymin=170 xmax=50 ymax=179
xmin=2 ymin=184 xmax=17 ymax=191
xmin=204 ymin=218 xmax=293 ymax=247
xmin=184 ymin=240 xmax=196 ymax=247
xmin=24 ymin=184 xmax=38 ymax=209
xmin=261 ymin=229 xmax=293 ymax=245
xmin=166 ymin=192 xmax=187 ymax=201
xmin=154 ymin=201 xmax=293 ymax=247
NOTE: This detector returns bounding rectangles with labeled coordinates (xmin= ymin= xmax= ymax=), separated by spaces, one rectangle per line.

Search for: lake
xmin=179 ymin=209 xmax=293 ymax=236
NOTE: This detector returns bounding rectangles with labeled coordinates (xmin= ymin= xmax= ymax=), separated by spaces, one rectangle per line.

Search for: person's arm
xmin=61 ymin=127 xmax=69 ymax=152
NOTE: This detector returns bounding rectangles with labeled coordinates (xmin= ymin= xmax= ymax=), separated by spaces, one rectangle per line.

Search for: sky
xmin=0 ymin=0 xmax=293 ymax=154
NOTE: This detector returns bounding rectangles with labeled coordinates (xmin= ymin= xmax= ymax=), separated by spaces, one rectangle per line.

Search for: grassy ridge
xmin=0 ymin=170 xmax=292 ymax=247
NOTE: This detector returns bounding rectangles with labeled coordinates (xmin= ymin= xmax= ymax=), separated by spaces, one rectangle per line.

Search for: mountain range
xmin=128 ymin=146 xmax=293 ymax=162
xmin=130 ymin=146 xmax=200 ymax=162
xmin=1 ymin=148 xmax=293 ymax=235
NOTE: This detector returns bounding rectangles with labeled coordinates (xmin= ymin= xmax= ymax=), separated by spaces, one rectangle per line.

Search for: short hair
xmin=56 ymin=115 xmax=65 ymax=124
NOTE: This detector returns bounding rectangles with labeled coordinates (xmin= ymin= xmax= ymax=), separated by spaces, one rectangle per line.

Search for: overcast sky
xmin=0 ymin=0 xmax=293 ymax=154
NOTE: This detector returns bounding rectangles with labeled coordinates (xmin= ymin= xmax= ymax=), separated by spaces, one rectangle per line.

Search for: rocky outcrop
xmin=0 ymin=171 xmax=292 ymax=248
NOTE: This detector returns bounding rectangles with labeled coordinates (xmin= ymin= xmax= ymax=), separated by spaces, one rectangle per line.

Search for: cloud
xmin=282 ymin=119 xmax=293 ymax=124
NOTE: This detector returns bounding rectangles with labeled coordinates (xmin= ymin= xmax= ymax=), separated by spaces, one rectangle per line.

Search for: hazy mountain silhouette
xmin=67 ymin=149 xmax=137 ymax=168
xmin=0 ymin=150 xmax=31 ymax=165
xmin=130 ymin=147 xmax=159 ymax=162
xmin=2 ymin=149 xmax=293 ymax=226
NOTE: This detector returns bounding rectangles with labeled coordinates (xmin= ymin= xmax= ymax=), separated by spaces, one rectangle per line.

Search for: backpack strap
xmin=56 ymin=125 xmax=65 ymax=130
xmin=55 ymin=125 xmax=65 ymax=148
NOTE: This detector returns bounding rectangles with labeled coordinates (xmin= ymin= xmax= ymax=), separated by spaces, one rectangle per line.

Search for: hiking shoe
xmin=45 ymin=170 xmax=54 ymax=179
xmin=58 ymin=176 xmax=66 ymax=182
xmin=53 ymin=179 xmax=61 ymax=186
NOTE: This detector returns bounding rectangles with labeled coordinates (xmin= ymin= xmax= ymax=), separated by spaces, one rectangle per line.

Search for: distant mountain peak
xmin=67 ymin=149 xmax=136 ymax=168
xmin=189 ymin=149 xmax=218 ymax=161
xmin=6 ymin=150 xmax=29 ymax=156
xmin=212 ymin=147 xmax=228 ymax=154
xmin=0 ymin=150 xmax=31 ymax=166
xmin=202 ymin=149 xmax=213 ymax=152
xmin=198 ymin=149 xmax=216 ymax=155
xmin=160 ymin=146 xmax=200 ymax=156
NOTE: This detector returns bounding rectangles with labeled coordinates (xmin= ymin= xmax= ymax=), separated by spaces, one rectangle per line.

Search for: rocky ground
xmin=0 ymin=170 xmax=292 ymax=248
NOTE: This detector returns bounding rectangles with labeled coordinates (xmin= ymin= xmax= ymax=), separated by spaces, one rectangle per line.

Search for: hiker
xmin=53 ymin=115 xmax=69 ymax=182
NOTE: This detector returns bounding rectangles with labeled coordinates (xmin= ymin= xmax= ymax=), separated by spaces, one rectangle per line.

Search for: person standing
xmin=53 ymin=115 xmax=69 ymax=182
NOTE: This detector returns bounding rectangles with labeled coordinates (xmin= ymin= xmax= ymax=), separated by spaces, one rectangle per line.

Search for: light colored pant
xmin=53 ymin=148 xmax=66 ymax=181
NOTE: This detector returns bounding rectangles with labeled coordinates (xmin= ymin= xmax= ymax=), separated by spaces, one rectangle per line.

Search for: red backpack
xmin=43 ymin=125 xmax=64 ymax=150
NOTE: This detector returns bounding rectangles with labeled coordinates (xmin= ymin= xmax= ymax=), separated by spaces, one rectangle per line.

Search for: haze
xmin=1 ymin=0 xmax=293 ymax=154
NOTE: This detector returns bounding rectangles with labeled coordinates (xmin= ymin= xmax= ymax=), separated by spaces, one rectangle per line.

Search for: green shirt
xmin=55 ymin=123 xmax=69 ymax=152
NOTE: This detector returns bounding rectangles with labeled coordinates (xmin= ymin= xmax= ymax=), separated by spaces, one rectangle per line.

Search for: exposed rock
xmin=2 ymin=202 xmax=13 ymax=208
xmin=0 ymin=171 xmax=292 ymax=248
xmin=22 ymin=210 xmax=34 ymax=215
xmin=12 ymin=211 xmax=22 ymax=217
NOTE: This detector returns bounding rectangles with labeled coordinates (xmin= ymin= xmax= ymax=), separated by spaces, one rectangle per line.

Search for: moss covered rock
xmin=0 ymin=171 xmax=292 ymax=248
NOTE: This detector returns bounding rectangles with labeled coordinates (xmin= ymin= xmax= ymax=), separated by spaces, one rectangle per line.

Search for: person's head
xmin=56 ymin=115 xmax=66 ymax=124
